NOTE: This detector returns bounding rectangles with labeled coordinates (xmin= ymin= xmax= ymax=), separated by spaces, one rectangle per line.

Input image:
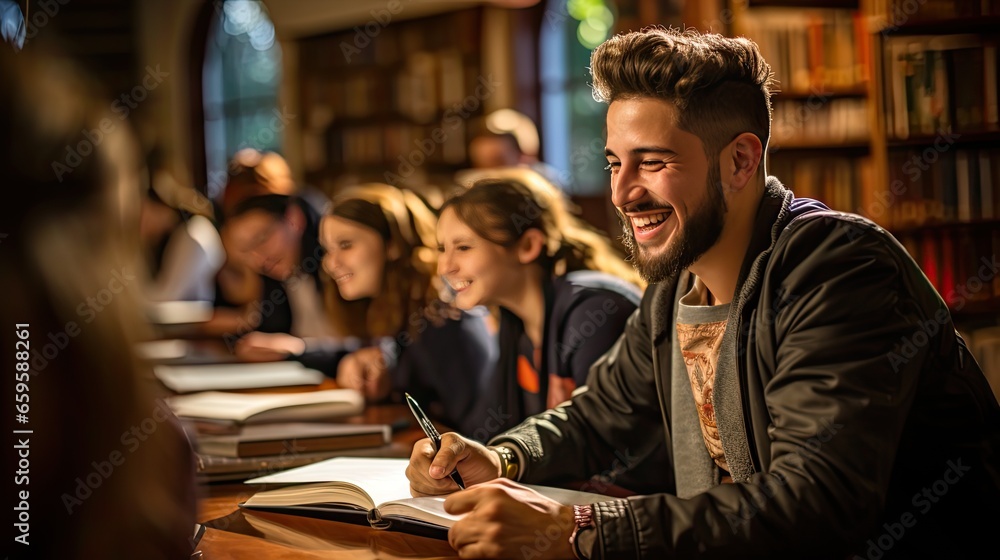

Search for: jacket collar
xmin=649 ymin=176 xmax=794 ymax=344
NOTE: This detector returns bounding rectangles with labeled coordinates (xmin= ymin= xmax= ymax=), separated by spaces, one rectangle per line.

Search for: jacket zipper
xmin=737 ymin=313 xmax=763 ymax=474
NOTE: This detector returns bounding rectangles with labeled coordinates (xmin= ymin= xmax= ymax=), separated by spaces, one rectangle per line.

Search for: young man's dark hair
xmin=403 ymin=26 xmax=1000 ymax=560
xmin=590 ymin=27 xmax=775 ymax=170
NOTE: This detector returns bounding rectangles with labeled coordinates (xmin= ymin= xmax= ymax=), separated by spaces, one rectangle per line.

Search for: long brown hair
xmin=324 ymin=184 xmax=449 ymax=338
xmin=444 ymin=167 xmax=644 ymax=288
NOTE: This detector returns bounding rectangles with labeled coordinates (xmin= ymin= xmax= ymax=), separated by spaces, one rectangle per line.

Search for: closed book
xmin=168 ymin=389 xmax=364 ymax=425
xmin=154 ymin=362 xmax=325 ymax=393
xmin=196 ymin=449 xmax=347 ymax=483
xmin=197 ymin=423 xmax=391 ymax=458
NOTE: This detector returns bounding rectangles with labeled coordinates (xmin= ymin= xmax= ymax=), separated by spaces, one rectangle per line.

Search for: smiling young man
xmin=404 ymin=27 xmax=1000 ymax=559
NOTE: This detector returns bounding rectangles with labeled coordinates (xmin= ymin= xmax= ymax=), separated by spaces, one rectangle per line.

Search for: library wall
xmin=731 ymin=0 xmax=1000 ymax=390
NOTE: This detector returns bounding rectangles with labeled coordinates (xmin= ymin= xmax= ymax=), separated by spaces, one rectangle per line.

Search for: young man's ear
xmin=516 ymin=228 xmax=546 ymax=264
xmin=284 ymin=203 xmax=306 ymax=236
xmin=722 ymin=132 xmax=763 ymax=192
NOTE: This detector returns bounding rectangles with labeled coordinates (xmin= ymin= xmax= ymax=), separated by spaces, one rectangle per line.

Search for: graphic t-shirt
xmin=676 ymin=277 xmax=732 ymax=476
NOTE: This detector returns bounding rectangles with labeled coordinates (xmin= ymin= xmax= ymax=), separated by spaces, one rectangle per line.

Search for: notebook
xmin=240 ymin=457 xmax=612 ymax=540
xmin=154 ymin=361 xmax=325 ymax=393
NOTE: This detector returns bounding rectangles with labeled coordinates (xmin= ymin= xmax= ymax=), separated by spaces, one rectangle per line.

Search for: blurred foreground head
xmin=0 ymin=45 xmax=195 ymax=558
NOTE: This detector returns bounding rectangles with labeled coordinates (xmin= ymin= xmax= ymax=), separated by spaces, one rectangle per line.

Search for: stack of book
xmin=166 ymin=384 xmax=391 ymax=482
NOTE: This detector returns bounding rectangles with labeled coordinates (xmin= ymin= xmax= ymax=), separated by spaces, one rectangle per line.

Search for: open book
xmin=241 ymin=457 xmax=613 ymax=540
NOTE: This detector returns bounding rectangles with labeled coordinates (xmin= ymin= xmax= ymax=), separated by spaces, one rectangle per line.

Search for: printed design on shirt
xmin=677 ymin=319 xmax=729 ymax=471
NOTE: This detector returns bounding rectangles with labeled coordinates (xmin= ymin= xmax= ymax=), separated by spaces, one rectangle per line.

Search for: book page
xmin=245 ymin=482 xmax=374 ymax=510
xmin=247 ymin=457 xmax=413 ymax=508
xmin=379 ymin=483 xmax=614 ymax=527
xmin=379 ymin=497 xmax=461 ymax=527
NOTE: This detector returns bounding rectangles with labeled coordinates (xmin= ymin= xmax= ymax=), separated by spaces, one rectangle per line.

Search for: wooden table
xmin=146 ymin=336 xmax=462 ymax=558
xmin=193 ymin=399 xmax=461 ymax=559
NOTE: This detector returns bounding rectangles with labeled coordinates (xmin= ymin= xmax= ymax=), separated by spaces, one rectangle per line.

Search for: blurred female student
xmin=1 ymin=44 xmax=195 ymax=559
xmin=437 ymin=169 xmax=643 ymax=434
xmin=236 ymin=184 xmax=499 ymax=437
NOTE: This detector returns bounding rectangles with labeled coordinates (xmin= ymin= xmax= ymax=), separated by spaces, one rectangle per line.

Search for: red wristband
xmin=569 ymin=504 xmax=594 ymax=559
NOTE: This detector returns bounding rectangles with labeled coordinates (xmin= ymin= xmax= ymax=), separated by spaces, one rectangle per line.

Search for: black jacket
xmin=491 ymin=178 xmax=1000 ymax=558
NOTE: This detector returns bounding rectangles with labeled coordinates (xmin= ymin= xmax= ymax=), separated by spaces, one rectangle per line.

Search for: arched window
xmin=539 ymin=0 xmax=616 ymax=195
xmin=202 ymin=0 xmax=282 ymax=198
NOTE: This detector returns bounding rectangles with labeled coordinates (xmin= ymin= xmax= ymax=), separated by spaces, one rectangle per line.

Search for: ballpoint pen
xmin=404 ymin=392 xmax=466 ymax=489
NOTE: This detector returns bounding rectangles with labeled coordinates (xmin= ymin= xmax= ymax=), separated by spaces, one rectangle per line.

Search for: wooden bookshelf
xmin=731 ymin=0 xmax=1000 ymax=320
xmin=297 ymin=7 xmax=485 ymax=196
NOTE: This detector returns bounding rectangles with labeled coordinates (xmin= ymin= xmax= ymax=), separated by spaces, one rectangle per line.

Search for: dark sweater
xmin=475 ymin=271 xmax=642 ymax=441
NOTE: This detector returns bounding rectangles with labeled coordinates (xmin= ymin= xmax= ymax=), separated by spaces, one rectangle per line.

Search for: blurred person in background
xmin=190 ymin=149 xmax=330 ymax=342
xmin=141 ymin=163 xmax=224 ymax=304
xmin=466 ymin=110 xmax=567 ymax=191
xmin=0 ymin=44 xmax=196 ymax=558
xmin=220 ymin=193 xmax=331 ymax=354
xmin=235 ymin=184 xmax=499 ymax=437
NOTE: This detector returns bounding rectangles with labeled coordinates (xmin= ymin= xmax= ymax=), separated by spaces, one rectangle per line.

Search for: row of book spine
xmin=875 ymin=0 xmax=1000 ymax=22
xmin=884 ymin=35 xmax=999 ymax=139
xmin=333 ymin=120 xmax=468 ymax=168
xmin=896 ymin=226 xmax=1000 ymax=306
xmin=739 ymin=9 xmax=870 ymax=94
xmin=884 ymin=147 xmax=1000 ymax=229
xmin=302 ymin=50 xmax=473 ymax=123
xmin=770 ymin=146 xmax=999 ymax=224
xmin=769 ymin=156 xmax=874 ymax=215
xmin=770 ymin=97 xmax=869 ymax=147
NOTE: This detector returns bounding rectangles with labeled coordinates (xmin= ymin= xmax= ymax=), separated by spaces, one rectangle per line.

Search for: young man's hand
xmin=445 ymin=478 xmax=576 ymax=559
xmin=406 ymin=433 xmax=501 ymax=496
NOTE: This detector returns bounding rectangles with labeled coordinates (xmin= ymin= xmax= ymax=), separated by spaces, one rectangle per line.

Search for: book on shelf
xmin=168 ymin=389 xmax=364 ymax=426
xmin=196 ymin=422 xmax=390 ymax=458
xmin=738 ymin=8 xmax=869 ymax=94
xmin=153 ymin=361 xmax=326 ymax=393
xmin=884 ymin=34 xmax=998 ymax=140
xmin=877 ymin=0 xmax=1000 ymax=25
xmin=965 ymin=325 xmax=1000 ymax=402
xmin=240 ymin=457 xmax=613 ymax=540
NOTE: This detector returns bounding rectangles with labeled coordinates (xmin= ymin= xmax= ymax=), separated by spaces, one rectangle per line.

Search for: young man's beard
xmin=618 ymin=169 xmax=727 ymax=284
